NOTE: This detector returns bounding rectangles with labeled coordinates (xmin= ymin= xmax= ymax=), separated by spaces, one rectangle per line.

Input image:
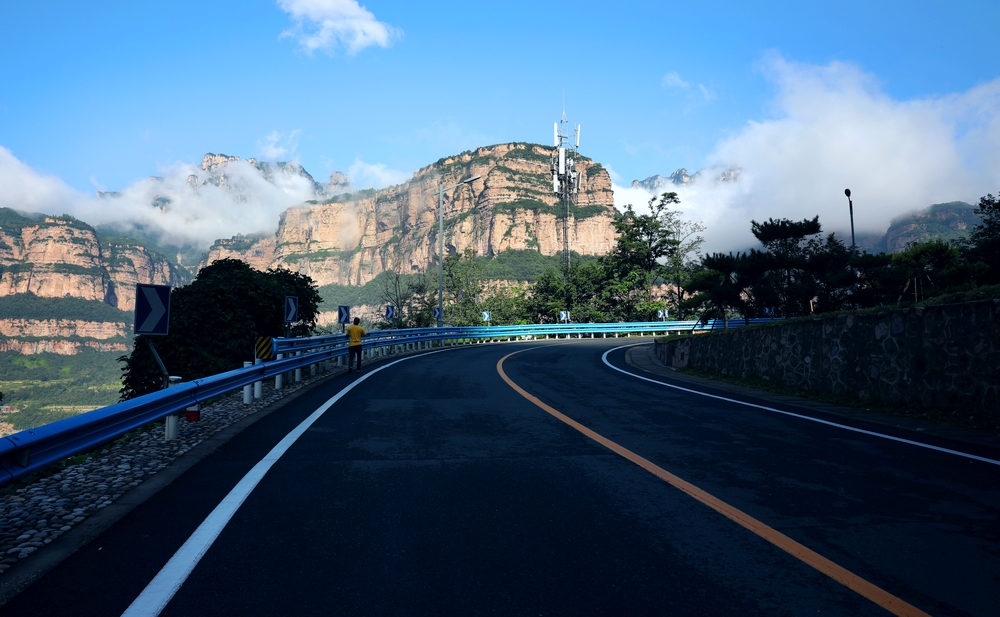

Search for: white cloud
xmin=348 ymin=159 xmax=410 ymax=189
xmin=697 ymin=83 xmax=716 ymax=102
xmin=662 ymin=71 xmax=714 ymax=103
xmin=277 ymin=0 xmax=399 ymax=55
xmin=661 ymin=72 xmax=689 ymax=89
xmin=0 ymin=147 xmax=320 ymax=249
xmin=625 ymin=56 xmax=1000 ymax=254
xmin=258 ymin=129 xmax=301 ymax=159
xmin=0 ymin=148 xmax=82 ymax=213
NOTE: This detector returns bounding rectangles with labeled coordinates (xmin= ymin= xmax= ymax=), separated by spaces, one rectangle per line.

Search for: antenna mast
xmin=551 ymin=104 xmax=581 ymax=282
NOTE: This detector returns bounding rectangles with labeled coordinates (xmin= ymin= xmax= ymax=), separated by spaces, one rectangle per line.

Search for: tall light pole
xmin=844 ymin=188 xmax=856 ymax=250
xmin=438 ymin=175 xmax=480 ymax=327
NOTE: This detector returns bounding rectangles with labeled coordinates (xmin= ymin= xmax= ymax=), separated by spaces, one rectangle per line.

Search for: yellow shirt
xmin=346 ymin=324 xmax=366 ymax=346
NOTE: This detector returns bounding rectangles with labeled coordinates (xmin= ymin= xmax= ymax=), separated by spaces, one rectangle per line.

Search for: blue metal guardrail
xmin=0 ymin=318 xmax=777 ymax=486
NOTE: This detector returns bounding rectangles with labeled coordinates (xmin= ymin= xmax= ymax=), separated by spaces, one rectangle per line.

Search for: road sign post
xmin=134 ymin=284 xmax=173 ymax=389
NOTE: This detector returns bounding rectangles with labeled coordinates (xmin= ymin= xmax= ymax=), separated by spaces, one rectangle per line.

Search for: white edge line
xmin=601 ymin=344 xmax=1000 ymax=467
xmin=121 ymin=348 xmax=453 ymax=617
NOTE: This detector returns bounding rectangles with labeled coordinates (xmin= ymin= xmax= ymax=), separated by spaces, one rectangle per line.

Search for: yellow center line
xmin=497 ymin=347 xmax=932 ymax=617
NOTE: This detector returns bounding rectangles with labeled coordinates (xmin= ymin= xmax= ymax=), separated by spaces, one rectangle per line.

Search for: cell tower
xmin=551 ymin=106 xmax=581 ymax=279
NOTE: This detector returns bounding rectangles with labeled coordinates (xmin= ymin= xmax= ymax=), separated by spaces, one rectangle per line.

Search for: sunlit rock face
xmin=205 ymin=143 xmax=619 ymax=286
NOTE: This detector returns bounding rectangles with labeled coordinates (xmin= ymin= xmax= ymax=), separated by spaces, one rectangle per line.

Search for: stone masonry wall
xmin=654 ymin=300 xmax=999 ymax=419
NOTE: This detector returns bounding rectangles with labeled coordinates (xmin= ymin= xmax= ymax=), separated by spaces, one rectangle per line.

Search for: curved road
xmin=2 ymin=339 xmax=998 ymax=616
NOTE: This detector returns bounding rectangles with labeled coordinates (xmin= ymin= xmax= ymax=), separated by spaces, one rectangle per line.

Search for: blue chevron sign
xmin=284 ymin=296 xmax=299 ymax=322
xmin=134 ymin=284 xmax=171 ymax=335
xmin=338 ymin=306 xmax=351 ymax=324
xmin=385 ymin=305 xmax=396 ymax=320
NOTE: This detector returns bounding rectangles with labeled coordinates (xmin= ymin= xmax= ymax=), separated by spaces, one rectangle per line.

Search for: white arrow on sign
xmin=140 ymin=286 xmax=166 ymax=332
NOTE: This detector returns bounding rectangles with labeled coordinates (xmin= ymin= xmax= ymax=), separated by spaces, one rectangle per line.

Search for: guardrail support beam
xmin=275 ymin=353 xmax=283 ymax=390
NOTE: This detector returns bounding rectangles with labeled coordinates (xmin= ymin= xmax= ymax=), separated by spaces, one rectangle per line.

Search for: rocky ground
xmin=0 ymin=363 xmax=345 ymax=575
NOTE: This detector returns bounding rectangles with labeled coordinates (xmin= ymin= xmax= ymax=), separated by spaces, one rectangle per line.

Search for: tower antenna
xmin=551 ymin=101 xmax=581 ymax=284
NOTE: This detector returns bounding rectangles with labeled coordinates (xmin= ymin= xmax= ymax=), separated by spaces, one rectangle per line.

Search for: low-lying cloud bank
xmin=0 ymin=149 xmax=322 ymax=249
xmin=616 ymin=55 xmax=1000 ymax=254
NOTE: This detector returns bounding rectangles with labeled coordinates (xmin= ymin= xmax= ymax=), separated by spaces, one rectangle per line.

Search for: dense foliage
xmin=388 ymin=190 xmax=1000 ymax=327
xmin=0 ymin=350 xmax=122 ymax=430
xmin=0 ymin=294 xmax=130 ymax=322
xmin=119 ymin=259 xmax=321 ymax=399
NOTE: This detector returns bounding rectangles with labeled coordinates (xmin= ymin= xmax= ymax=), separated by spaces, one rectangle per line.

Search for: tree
xmin=963 ymin=192 xmax=1000 ymax=284
xmin=377 ymin=270 xmax=436 ymax=328
xmin=682 ymin=252 xmax=746 ymax=328
xmin=891 ymin=240 xmax=981 ymax=302
xmin=600 ymin=193 xmax=682 ymax=320
xmin=802 ymin=233 xmax=854 ymax=313
xmin=659 ymin=203 xmax=706 ymax=316
xmin=850 ymin=252 xmax=903 ymax=308
xmin=750 ymin=216 xmax=823 ymax=317
xmin=119 ymin=259 xmax=321 ymax=400
xmin=442 ymin=248 xmax=486 ymax=326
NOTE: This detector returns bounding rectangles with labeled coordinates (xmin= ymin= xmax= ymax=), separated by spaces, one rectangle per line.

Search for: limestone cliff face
xmin=0 ymin=339 xmax=127 ymax=354
xmin=0 ymin=215 xmax=188 ymax=312
xmin=0 ymin=218 xmax=110 ymax=304
xmin=0 ymin=317 xmax=128 ymax=355
xmin=0 ymin=318 xmax=126 ymax=339
xmin=207 ymin=143 xmax=618 ymax=286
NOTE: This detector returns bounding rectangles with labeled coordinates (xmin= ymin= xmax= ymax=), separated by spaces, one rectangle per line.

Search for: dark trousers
xmin=349 ymin=346 xmax=362 ymax=369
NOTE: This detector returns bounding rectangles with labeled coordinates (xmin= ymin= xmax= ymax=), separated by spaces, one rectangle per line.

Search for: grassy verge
xmin=676 ymin=366 xmax=1000 ymax=437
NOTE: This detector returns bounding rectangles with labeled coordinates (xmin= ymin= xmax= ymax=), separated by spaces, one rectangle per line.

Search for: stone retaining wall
xmin=654 ymin=299 xmax=999 ymax=419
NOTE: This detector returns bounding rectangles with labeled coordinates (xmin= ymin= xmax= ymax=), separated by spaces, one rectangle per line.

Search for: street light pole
xmin=845 ymin=188 xmax=855 ymax=250
xmin=437 ymin=175 xmax=481 ymax=327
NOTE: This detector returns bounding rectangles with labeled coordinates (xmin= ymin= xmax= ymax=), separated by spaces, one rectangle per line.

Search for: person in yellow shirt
xmin=346 ymin=317 xmax=366 ymax=373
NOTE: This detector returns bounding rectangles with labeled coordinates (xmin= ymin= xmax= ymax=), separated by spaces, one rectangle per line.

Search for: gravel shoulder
xmin=0 ymin=361 xmax=355 ymax=606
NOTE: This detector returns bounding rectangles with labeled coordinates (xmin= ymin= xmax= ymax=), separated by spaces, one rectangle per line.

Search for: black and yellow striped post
xmin=255 ymin=337 xmax=274 ymax=360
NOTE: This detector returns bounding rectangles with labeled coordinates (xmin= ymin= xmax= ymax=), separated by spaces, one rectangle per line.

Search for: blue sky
xmin=1 ymin=0 xmax=998 ymax=250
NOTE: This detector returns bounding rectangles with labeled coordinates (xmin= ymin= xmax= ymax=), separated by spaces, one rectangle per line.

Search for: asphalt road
xmin=2 ymin=339 xmax=998 ymax=616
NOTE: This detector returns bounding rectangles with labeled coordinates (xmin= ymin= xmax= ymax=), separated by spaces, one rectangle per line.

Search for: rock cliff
xmin=0 ymin=211 xmax=189 ymax=311
xmin=206 ymin=143 xmax=618 ymax=286
xmin=879 ymin=202 xmax=980 ymax=252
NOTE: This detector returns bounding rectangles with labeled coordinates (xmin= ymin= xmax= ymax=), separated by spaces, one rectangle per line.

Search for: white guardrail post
xmin=254 ymin=358 xmax=263 ymax=399
xmin=243 ymin=361 xmax=252 ymax=404
xmin=295 ymin=352 xmax=302 ymax=383
xmin=275 ymin=353 xmax=283 ymax=390
xmin=164 ymin=376 xmax=183 ymax=441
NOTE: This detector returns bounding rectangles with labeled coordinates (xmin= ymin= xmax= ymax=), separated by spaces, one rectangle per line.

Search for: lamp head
xmin=845 ymin=188 xmax=852 ymax=198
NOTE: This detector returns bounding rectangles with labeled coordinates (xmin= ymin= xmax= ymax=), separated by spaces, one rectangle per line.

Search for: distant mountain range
xmin=630 ymin=166 xmax=741 ymax=192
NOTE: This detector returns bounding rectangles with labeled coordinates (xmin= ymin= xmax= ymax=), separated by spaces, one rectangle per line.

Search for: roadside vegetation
xmin=371 ymin=190 xmax=999 ymax=328
xmin=118 ymin=259 xmax=322 ymax=400
xmin=0 ymin=349 xmax=122 ymax=430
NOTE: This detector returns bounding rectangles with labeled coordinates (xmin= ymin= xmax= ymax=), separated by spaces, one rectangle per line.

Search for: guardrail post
xmin=243 ymin=361 xmax=252 ymax=404
xmin=164 ymin=376 xmax=182 ymax=441
xmin=254 ymin=358 xmax=263 ymax=398
xmin=275 ymin=353 xmax=283 ymax=390
xmin=295 ymin=352 xmax=302 ymax=383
